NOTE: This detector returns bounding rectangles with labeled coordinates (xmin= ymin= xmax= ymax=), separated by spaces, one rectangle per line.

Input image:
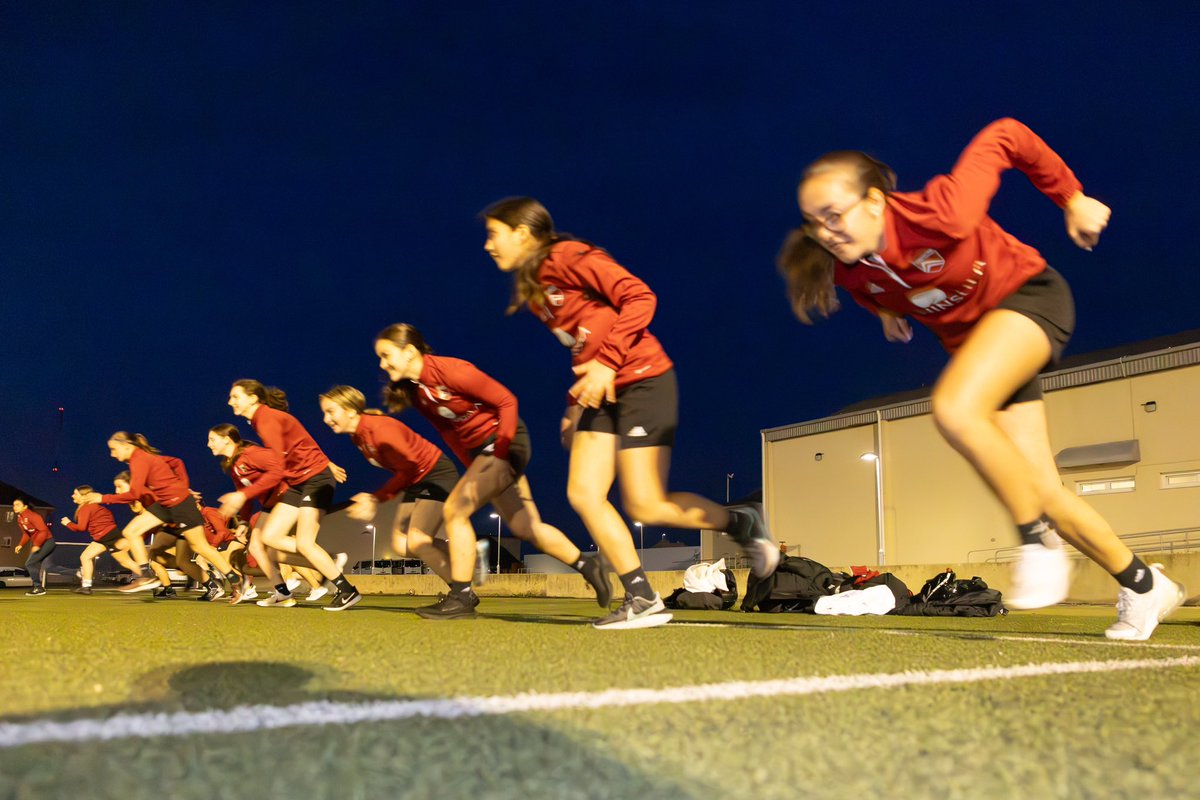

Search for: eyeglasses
xmin=803 ymin=195 xmax=867 ymax=237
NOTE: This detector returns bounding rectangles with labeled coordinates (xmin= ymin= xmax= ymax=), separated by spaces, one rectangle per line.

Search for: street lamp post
xmin=489 ymin=513 xmax=501 ymax=574
xmin=366 ymin=524 xmax=377 ymax=574
xmin=726 ymin=472 xmax=734 ymax=503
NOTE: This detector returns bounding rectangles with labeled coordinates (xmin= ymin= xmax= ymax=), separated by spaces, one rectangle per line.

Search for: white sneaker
xmin=475 ymin=540 xmax=490 ymax=585
xmin=241 ymin=584 xmax=259 ymax=601
xmin=1105 ymin=564 xmax=1186 ymax=641
xmin=256 ymin=592 xmax=296 ymax=608
xmin=306 ymin=586 xmax=330 ymax=602
xmin=333 ymin=552 xmax=348 ymax=575
xmin=1006 ymin=543 xmax=1071 ymax=609
xmin=285 ymin=576 xmax=302 ymax=593
xmin=593 ymin=593 xmax=673 ymax=630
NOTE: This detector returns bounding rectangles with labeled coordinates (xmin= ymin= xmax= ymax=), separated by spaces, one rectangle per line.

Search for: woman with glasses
xmin=777 ymin=117 xmax=1184 ymax=641
xmin=480 ymin=197 xmax=780 ymax=630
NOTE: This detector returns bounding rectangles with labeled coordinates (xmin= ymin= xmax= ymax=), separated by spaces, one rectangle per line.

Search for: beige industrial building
xmin=742 ymin=331 xmax=1200 ymax=601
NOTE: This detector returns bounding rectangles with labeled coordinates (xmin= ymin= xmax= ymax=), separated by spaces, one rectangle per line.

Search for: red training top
xmin=409 ymin=354 xmax=517 ymax=465
xmin=249 ymin=405 xmax=331 ymax=485
xmin=350 ymin=413 xmax=444 ymax=501
xmin=833 ymin=118 xmax=1083 ymax=352
xmin=101 ymin=448 xmax=192 ymax=508
xmin=530 ymin=242 xmax=674 ymax=396
xmin=227 ymin=444 xmax=287 ymax=506
xmin=65 ymin=504 xmax=118 ymax=542
xmin=16 ymin=509 xmax=53 ymax=548
xmin=201 ymin=507 xmax=236 ymax=548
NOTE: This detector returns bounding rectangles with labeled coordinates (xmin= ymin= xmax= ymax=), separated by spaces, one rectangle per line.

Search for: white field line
xmin=1 ymin=655 xmax=1196 ymax=750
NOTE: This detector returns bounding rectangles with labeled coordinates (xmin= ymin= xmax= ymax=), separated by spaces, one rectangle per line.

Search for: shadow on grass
xmin=0 ymin=660 xmax=703 ymax=799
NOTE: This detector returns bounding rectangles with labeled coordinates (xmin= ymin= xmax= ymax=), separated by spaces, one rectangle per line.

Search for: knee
xmin=622 ymin=498 xmax=668 ymax=527
xmin=442 ymin=497 xmax=474 ymax=526
xmin=930 ymin=389 xmax=980 ymax=445
xmin=567 ymin=481 xmax=606 ymax=518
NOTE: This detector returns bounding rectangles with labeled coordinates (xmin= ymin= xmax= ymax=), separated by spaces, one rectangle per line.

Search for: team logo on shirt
xmin=866 ymin=282 xmax=885 ymax=294
xmin=545 ymin=285 xmax=565 ymax=307
xmin=908 ymin=287 xmax=948 ymax=309
xmin=911 ymin=249 xmax=945 ymax=274
xmin=434 ymin=386 xmax=453 ymax=401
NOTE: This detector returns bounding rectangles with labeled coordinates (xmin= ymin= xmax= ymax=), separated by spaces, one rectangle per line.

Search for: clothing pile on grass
xmin=664 ymin=559 xmax=739 ymax=610
xmin=733 ymin=555 xmax=1007 ymax=617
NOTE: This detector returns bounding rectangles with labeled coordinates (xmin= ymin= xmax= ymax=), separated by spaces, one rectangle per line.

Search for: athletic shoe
xmin=416 ymin=591 xmax=478 ymax=619
xmin=1006 ymin=543 xmax=1071 ymax=609
xmin=285 ymin=576 xmax=302 ymax=593
xmin=202 ymin=581 xmax=227 ymax=602
xmin=475 ymin=540 xmax=490 ymax=585
xmin=333 ymin=552 xmax=348 ymax=575
xmin=154 ymin=586 xmax=178 ymax=599
xmin=1105 ymin=564 xmax=1186 ymax=641
xmin=118 ymin=574 xmax=162 ymax=593
xmin=725 ymin=503 xmax=780 ymax=579
xmin=256 ymin=592 xmax=296 ymax=608
xmin=72 ymin=586 xmax=93 ymax=595
xmin=592 ymin=593 xmax=672 ymax=630
xmin=25 ymin=587 xmax=47 ymax=597
xmin=579 ymin=553 xmax=613 ymax=607
xmin=231 ymin=584 xmax=258 ymax=605
xmin=323 ymin=589 xmax=362 ymax=612
xmin=306 ymin=586 xmax=330 ymax=602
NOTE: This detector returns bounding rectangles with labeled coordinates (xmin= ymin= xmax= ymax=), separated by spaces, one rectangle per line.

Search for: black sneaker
xmin=25 ymin=587 xmax=47 ymax=597
xmin=72 ymin=586 xmax=93 ymax=595
xmin=579 ymin=553 xmax=613 ymax=607
xmin=416 ymin=591 xmax=478 ymax=619
xmin=323 ymin=589 xmax=362 ymax=612
xmin=154 ymin=586 xmax=178 ymax=599
xmin=202 ymin=581 xmax=226 ymax=602
xmin=727 ymin=502 xmax=780 ymax=579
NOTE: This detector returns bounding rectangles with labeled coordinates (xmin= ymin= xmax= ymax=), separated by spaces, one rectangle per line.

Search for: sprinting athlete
xmin=776 ymin=117 xmax=1185 ymax=640
xmin=481 ymin=197 xmax=778 ymax=629
xmin=374 ymin=323 xmax=610 ymax=619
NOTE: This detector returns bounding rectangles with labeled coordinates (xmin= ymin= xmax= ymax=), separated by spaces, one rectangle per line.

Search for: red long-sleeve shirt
xmin=65 ymin=504 xmax=118 ymax=542
xmin=227 ymin=444 xmax=287 ymax=505
xmin=531 ymin=243 xmax=674 ymax=396
xmin=16 ymin=509 xmax=53 ymax=548
xmin=350 ymin=413 xmax=444 ymax=501
xmin=249 ymin=405 xmax=331 ymax=485
xmin=101 ymin=448 xmax=192 ymax=508
xmin=201 ymin=506 xmax=235 ymax=548
xmin=410 ymin=354 xmax=517 ymax=465
xmin=833 ymin=118 xmax=1084 ymax=352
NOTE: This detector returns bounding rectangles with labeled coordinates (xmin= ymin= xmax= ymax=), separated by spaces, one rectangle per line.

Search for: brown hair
xmin=320 ymin=385 xmax=384 ymax=416
xmin=480 ymin=196 xmax=592 ymax=315
xmin=209 ymin=423 xmax=259 ymax=473
xmin=109 ymin=431 xmax=161 ymax=454
xmin=777 ymin=151 xmax=896 ymax=323
xmin=375 ymin=323 xmax=433 ymax=413
xmin=114 ymin=471 xmax=130 ymax=483
xmin=232 ymin=379 xmax=289 ymax=411
xmin=74 ymin=485 xmax=94 ymax=495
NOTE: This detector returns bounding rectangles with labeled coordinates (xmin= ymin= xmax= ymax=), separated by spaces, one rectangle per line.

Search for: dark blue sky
xmin=3 ymin=3 xmax=1197 ymax=543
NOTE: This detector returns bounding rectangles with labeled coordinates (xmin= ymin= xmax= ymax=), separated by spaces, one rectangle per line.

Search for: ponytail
xmin=320 ymin=385 xmax=385 ymax=416
xmin=232 ymin=379 xmax=289 ymax=411
xmin=209 ymin=423 xmax=258 ymax=473
xmin=109 ymin=431 xmax=161 ymax=454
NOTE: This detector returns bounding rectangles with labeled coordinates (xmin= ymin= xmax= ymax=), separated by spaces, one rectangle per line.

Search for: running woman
xmin=13 ymin=498 xmax=55 ymax=596
xmin=61 ymin=486 xmax=138 ymax=594
xmin=374 ymin=323 xmax=611 ymax=619
xmin=104 ymin=472 xmax=175 ymax=592
xmin=224 ymin=380 xmax=361 ymax=610
xmin=319 ymin=385 xmax=457 ymax=584
xmin=776 ymin=118 xmax=1185 ymax=641
xmin=91 ymin=432 xmax=242 ymax=596
xmin=481 ymin=198 xmax=778 ymax=630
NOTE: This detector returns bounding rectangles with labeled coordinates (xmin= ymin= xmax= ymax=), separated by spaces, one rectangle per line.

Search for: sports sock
xmin=572 ymin=556 xmax=588 ymax=572
xmin=1113 ymin=556 xmax=1153 ymax=594
xmin=274 ymin=582 xmax=291 ymax=596
xmin=724 ymin=507 xmax=753 ymax=543
xmin=1017 ymin=515 xmax=1055 ymax=547
xmin=82 ymin=580 xmax=92 ymax=588
xmin=448 ymin=580 xmax=472 ymax=597
xmin=618 ymin=567 xmax=655 ymax=601
xmin=333 ymin=575 xmax=355 ymax=594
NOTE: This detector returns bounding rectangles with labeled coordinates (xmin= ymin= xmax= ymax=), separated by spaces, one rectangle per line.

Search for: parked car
xmin=0 ymin=567 xmax=34 ymax=589
xmin=351 ymin=558 xmax=424 ymax=575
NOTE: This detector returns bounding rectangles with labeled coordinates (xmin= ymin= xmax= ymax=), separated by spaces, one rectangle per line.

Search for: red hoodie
xmin=201 ymin=507 xmax=235 ymax=548
xmin=531 ymin=242 xmax=674 ymax=394
xmin=249 ymin=405 xmax=331 ymax=485
xmin=350 ymin=413 xmax=444 ymax=501
xmin=227 ymin=444 xmax=287 ymax=506
xmin=16 ymin=509 xmax=53 ymax=548
xmin=833 ymin=118 xmax=1083 ymax=352
xmin=101 ymin=448 xmax=192 ymax=507
xmin=409 ymin=354 xmax=517 ymax=465
xmin=65 ymin=504 xmax=118 ymax=542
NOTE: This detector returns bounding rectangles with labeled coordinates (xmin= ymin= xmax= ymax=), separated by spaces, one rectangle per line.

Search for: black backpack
xmin=741 ymin=556 xmax=837 ymax=612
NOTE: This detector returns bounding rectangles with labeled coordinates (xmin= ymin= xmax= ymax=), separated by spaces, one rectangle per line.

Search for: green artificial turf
xmin=1 ymin=589 xmax=1197 ymax=799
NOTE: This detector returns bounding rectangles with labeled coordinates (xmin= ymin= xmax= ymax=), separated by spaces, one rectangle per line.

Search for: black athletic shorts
xmin=146 ymin=499 xmax=204 ymax=530
xmin=98 ymin=528 xmax=125 ymax=551
xmin=278 ymin=467 xmax=337 ymax=511
xmin=401 ymin=455 xmax=460 ymax=503
xmin=578 ymin=368 xmax=678 ymax=449
xmin=468 ymin=420 xmax=531 ymax=477
xmin=996 ymin=267 xmax=1075 ymax=406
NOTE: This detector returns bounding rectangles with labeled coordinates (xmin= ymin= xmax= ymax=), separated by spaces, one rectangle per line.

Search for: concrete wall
xmin=764 ymin=361 xmax=1200 ymax=568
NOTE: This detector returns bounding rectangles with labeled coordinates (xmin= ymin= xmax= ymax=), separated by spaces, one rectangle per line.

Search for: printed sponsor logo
xmin=912 ymin=249 xmax=945 ymax=274
xmin=908 ymin=288 xmax=948 ymax=309
xmin=627 ymin=426 xmax=648 ymax=438
xmin=437 ymin=407 xmax=457 ymax=419
xmin=545 ymin=285 xmax=565 ymax=307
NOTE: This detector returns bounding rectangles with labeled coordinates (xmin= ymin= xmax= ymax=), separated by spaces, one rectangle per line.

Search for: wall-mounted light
xmin=1141 ymin=401 xmax=1157 ymax=413
xmin=814 ymin=452 xmax=823 ymax=462
xmin=860 ymin=452 xmax=879 ymax=462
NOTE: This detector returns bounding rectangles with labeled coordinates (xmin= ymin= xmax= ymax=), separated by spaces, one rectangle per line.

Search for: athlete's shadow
xmin=0 ymin=660 xmax=704 ymax=799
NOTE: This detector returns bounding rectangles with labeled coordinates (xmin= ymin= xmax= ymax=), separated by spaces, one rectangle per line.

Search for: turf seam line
xmin=2 ymin=655 xmax=1197 ymax=749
